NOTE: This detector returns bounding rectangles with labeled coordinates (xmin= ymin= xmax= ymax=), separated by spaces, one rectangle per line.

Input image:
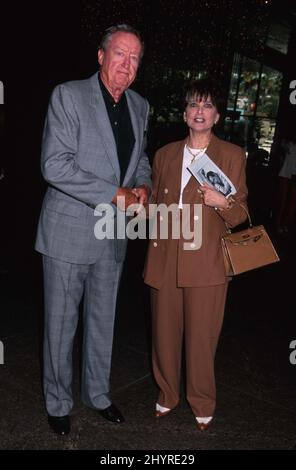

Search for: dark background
xmin=1 ymin=0 xmax=296 ymax=451
xmin=1 ymin=0 xmax=296 ymax=266
xmin=1 ymin=0 xmax=296 ymax=327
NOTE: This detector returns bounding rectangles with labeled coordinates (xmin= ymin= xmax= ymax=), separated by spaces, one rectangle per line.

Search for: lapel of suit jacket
xmin=205 ymin=134 xmax=222 ymax=166
xmin=89 ymin=73 xmax=121 ymax=184
xmin=123 ymin=90 xmax=142 ymax=186
xmin=165 ymin=140 xmax=186 ymax=202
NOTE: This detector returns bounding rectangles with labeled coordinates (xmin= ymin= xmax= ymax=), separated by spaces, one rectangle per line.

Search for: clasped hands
xmin=112 ymin=185 xmax=150 ymax=214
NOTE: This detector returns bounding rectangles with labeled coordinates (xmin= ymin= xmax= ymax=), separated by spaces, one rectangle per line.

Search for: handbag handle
xmin=225 ymin=203 xmax=252 ymax=233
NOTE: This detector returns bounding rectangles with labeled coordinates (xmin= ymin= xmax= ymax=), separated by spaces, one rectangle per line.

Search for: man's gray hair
xmin=98 ymin=24 xmax=144 ymax=59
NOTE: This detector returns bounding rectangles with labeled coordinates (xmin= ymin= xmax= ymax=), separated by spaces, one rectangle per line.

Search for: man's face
xmin=98 ymin=32 xmax=142 ymax=92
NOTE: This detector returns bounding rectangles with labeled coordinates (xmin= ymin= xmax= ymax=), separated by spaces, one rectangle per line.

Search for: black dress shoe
xmin=99 ymin=404 xmax=125 ymax=423
xmin=48 ymin=415 xmax=70 ymax=435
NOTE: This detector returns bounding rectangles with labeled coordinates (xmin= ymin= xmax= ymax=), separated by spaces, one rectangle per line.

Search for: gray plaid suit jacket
xmin=35 ymin=73 xmax=151 ymax=264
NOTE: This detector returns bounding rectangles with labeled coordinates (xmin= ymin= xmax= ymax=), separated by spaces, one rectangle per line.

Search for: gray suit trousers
xmin=42 ymin=241 xmax=123 ymax=416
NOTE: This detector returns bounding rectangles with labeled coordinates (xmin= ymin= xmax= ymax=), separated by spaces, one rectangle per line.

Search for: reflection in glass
xmin=266 ymin=22 xmax=290 ymax=55
xmin=257 ymin=66 xmax=282 ymax=119
xmin=225 ymin=54 xmax=282 ymax=155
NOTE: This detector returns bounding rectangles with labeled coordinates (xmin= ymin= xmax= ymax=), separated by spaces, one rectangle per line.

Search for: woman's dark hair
xmin=184 ymin=78 xmax=224 ymax=114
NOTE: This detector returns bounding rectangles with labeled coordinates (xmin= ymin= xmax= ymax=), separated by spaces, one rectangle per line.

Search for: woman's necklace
xmin=186 ymin=144 xmax=208 ymax=164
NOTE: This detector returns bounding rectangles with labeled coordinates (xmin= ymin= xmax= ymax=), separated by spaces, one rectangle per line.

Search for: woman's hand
xmin=199 ymin=184 xmax=229 ymax=209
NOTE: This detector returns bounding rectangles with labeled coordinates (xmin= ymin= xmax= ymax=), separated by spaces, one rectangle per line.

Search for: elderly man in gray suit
xmin=35 ymin=24 xmax=151 ymax=436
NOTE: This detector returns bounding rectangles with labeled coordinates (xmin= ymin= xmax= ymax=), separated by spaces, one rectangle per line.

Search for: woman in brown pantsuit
xmin=144 ymin=79 xmax=248 ymax=430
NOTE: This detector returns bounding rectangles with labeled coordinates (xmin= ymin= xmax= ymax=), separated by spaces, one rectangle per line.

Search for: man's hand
xmin=132 ymin=184 xmax=151 ymax=214
xmin=112 ymin=185 xmax=151 ymax=214
xmin=112 ymin=187 xmax=139 ymax=211
xmin=132 ymin=184 xmax=151 ymax=206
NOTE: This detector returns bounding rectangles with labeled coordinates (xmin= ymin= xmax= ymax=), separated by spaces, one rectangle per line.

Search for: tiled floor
xmin=1 ymin=228 xmax=295 ymax=450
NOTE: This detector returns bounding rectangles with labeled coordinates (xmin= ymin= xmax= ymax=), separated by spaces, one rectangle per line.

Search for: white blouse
xmin=178 ymin=145 xmax=206 ymax=208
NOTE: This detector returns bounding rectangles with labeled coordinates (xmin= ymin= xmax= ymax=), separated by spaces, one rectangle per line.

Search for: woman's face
xmin=184 ymin=94 xmax=219 ymax=134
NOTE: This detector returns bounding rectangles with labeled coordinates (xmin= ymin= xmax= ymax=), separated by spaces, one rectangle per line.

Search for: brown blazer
xmin=144 ymin=135 xmax=248 ymax=288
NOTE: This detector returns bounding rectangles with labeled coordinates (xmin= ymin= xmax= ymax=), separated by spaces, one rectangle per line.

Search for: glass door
xmin=255 ymin=64 xmax=282 ymax=155
xmin=224 ymin=54 xmax=282 ymax=156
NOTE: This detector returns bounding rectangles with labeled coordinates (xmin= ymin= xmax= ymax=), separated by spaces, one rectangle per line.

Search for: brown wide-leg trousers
xmin=151 ymin=239 xmax=228 ymax=417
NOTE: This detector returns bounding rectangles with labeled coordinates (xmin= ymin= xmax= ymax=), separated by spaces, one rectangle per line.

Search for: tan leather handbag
xmin=221 ymin=206 xmax=280 ymax=276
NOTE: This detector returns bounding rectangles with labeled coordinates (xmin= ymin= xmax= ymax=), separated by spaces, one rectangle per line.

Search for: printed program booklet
xmin=188 ymin=152 xmax=237 ymax=198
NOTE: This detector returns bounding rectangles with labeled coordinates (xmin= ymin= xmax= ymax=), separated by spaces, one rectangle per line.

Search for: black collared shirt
xmin=98 ymin=74 xmax=135 ymax=185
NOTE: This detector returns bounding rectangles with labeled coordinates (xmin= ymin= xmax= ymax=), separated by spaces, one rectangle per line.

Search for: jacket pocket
xmin=44 ymin=197 xmax=82 ymax=218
